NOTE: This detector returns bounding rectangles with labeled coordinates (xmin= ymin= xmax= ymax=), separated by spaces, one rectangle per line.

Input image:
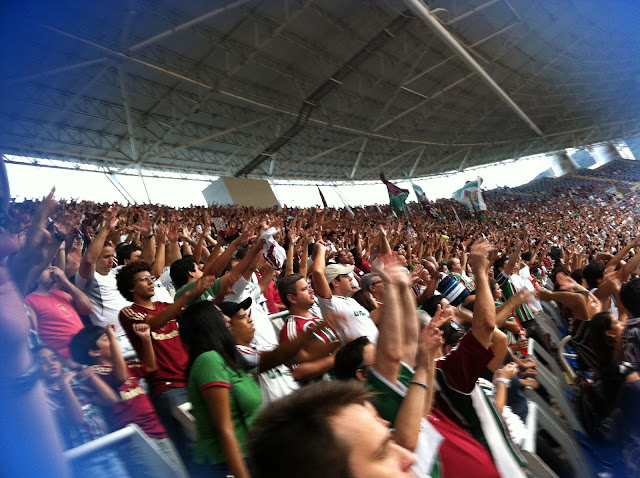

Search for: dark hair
xmin=33 ymin=345 xmax=60 ymax=358
xmin=489 ymin=278 xmax=500 ymax=298
xmin=69 ymin=326 xmax=105 ymax=365
xmin=178 ymin=301 xmax=248 ymax=375
xmin=521 ymin=251 xmax=532 ymax=262
xmin=570 ymin=268 xmax=584 ymax=285
xmin=493 ymin=256 xmax=506 ymax=277
xmin=441 ymin=322 xmax=465 ymax=349
xmin=621 ymin=277 xmax=640 ymax=317
xmin=588 ymin=311 xmax=616 ymax=370
xmin=334 ymin=336 xmax=371 ymax=380
xmin=116 ymin=260 xmax=152 ymax=301
xmin=351 ymin=289 xmax=376 ymax=312
xmin=550 ymin=266 xmax=571 ymax=290
xmin=170 ymin=257 xmax=197 ymax=289
xmin=278 ymin=273 xmax=303 ymax=309
xmin=583 ymin=261 xmax=605 ymax=289
xmin=249 ymin=380 xmax=371 ymax=478
xmin=421 ymin=295 xmax=447 ymax=317
xmin=116 ymin=243 xmax=142 ymax=265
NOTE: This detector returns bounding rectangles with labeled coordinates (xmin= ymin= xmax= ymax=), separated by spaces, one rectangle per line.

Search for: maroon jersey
xmin=96 ymin=362 xmax=167 ymax=438
xmin=119 ymin=302 xmax=188 ymax=397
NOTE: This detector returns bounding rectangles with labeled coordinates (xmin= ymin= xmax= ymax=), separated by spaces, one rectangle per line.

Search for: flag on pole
xmin=331 ymin=186 xmax=355 ymax=217
xmin=317 ymin=186 xmax=328 ymax=208
xmin=411 ymin=182 xmax=430 ymax=213
xmin=380 ymin=172 xmax=409 ymax=212
xmin=452 ymin=176 xmax=487 ymax=212
xmin=450 ymin=206 xmax=463 ymax=228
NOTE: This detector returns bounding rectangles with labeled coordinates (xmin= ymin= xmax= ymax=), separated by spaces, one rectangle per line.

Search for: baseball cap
xmin=324 ymin=264 xmax=354 ymax=283
xmin=218 ymin=297 xmax=252 ymax=318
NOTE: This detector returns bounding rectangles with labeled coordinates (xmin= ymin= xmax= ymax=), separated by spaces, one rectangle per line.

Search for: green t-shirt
xmin=174 ymin=278 xmax=222 ymax=305
xmin=187 ymin=350 xmax=262 ymax=465
xmin=365 ymin=362 xmax=414 ymax=425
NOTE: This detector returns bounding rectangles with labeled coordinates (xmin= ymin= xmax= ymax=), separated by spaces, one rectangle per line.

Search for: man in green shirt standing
xmin=172 ymin=231 xmax=263 ymax=305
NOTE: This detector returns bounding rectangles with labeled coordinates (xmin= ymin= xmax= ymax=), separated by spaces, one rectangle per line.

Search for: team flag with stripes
xmin=380 ymin=172 xmax=409 ymax=212
xmin=452 ymin=176 xmax=487 ymax=212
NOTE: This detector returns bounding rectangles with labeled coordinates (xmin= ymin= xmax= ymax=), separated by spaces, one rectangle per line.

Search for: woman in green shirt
xmin=179 ymin=301 xmax=261 ymax=478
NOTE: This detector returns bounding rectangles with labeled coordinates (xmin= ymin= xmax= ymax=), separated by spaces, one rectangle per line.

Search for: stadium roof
xmin=1 ymin=0 xmax=639 ymax=182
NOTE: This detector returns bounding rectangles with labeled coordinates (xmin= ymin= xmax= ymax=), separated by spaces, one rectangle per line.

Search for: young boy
xmin=69 ymin=323 xmax=187 ymax=477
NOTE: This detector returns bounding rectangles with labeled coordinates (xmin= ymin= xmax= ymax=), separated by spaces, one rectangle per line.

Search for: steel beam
xmin=357 ymin=145 xmax=423 ymax=179
xmin=235 ymin=11 xmax=412 ymax=177
xmin=350 ymin=138 xmax=368 ymax=179
xmin=403 ymin=0 xmax=543 ymax=137
xmin=118 ymin=66 xmax=140 ymax=162
xmin=277 ymin=138 xmax=361 ymax=175
xmin=408 ymin=146 xmax=425 ymax=177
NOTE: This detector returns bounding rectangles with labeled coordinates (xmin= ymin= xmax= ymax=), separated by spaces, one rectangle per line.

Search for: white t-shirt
xmin=236 ymin=344 xmax=299 ymax=404
xmin=225 ymin=276 xmax=277 ymax=348
xmin=317 ymin=295 xmax=378 ymax=344
xmin=75 ymin=270 xmax=131 ymax=336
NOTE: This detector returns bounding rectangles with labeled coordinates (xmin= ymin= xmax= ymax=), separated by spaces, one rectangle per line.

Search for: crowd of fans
xmin=2 ymin=175 xmax=640 ymax=477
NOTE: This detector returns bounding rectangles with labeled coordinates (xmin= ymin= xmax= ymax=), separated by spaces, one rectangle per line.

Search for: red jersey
xmin=25 ymin=289 xmax=84 ymax=359
xmin=96 ymin=362 xmax=167 ymax=438
xmin=279 ymin=314 xmax=337 ymax=344
xmin=119 ymin=302 xmax=188 ymax=398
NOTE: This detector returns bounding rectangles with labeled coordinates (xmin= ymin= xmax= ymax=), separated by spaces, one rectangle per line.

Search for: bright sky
xmin=5 ymin=154 xmax=554 ymax=209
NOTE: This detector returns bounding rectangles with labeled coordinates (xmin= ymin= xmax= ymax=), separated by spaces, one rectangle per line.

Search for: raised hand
xmin=131 ymin=217 xmax=152 ymax=236
xmin=186 ymin=274 xmax=217 ymax=300
xmin=374 ymin=254 xmax=410 ymax=287
xmin=132 ymin=323 xmax=151 ymax=340
xmin=50 ymin=266 xmax=68 ymax=285
xmin=167 ymin=223 xmax=180 ymax=243
xmin=156 ymin=223 xmax=167 ymax=244
xmin=468 ymin=240 xmax=495 ymax=271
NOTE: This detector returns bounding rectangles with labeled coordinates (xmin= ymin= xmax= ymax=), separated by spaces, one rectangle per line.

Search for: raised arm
xmin=218 ymin=237 xmax=264 ymax=293
xmin=310 ymin=241 xmax=332 ymax=299
xmin=502 ymin=239 xmax=522 ymax=277
xmin=142 ymin=275 xmax=216 ymax=329
xmin=78 ymin=207 xmax=119 ymax=280
xmin=150 ymin=224 xmax=166 ymax=279
xmin=468 ymin=241 xmax=497 ymax=349
xmin=203 ymin=230 xmax=255 ymax=279
xmin=298 ymin=232 xmax=312 ymax=279
xmin=132 ymin=323 xmax=156 ymax=373
xmin=373 ymin=257 xmax=408 ymax=383
xmin=105 ymin=323 xmax=127 ymax=386
xmin=393 ymin=316 xmax=443 ymax=450
xmin=165 ymin=222 xmax=182 ymax=267
xmin=49 ymin=266 xmax=93 ymax=315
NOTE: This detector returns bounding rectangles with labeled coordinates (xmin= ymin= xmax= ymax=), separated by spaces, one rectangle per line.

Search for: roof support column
xmin=402 ymin=0 xmax=544 ymax=137
xmin=549 ymin=151 xmax=578 ymax=177
xmin=591 ymin=143 xmax=622 ymax=166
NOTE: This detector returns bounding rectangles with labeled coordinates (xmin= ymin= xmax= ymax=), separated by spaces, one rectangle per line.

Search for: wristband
xmin=495 ymin=378 xmax=511 ymax=386
xmin=408 ymin=380 xmax=430 ymax=391
xmin=144 ymin=233 xmax=154 ymax=240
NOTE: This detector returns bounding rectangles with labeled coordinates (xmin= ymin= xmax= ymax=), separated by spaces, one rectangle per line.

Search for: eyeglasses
xmin=370 ymin=280 xmax=383 ymax=286
xmin=135 ymin=275 xmax=156 ymax=283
